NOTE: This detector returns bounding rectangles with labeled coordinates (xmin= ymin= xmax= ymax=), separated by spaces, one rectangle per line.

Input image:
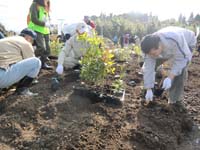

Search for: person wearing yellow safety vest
xmin=28 ymin=0 xmax=53 ymax=69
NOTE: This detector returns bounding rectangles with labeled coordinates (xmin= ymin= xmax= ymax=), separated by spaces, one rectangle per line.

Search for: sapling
xmin=79 ymin=32 xmax=116 ymax=93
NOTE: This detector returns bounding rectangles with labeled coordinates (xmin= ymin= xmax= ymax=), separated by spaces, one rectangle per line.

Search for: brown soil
xmin=0 ymin=55 xmax=200 ymax=150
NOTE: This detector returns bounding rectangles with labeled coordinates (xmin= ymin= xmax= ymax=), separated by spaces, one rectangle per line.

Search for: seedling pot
xmin=73 ymin=86 xmax=125 ymax=106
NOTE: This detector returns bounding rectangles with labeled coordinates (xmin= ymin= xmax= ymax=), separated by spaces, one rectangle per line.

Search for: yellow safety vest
xmin=28 ymin=6 xmax=50 ymax=34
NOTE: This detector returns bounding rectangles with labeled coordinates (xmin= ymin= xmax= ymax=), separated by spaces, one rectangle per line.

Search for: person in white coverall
xmin=56 ymin=22 xmax=91 ymax=75
xmin=140 ymin=26 xmax=196 ymax=105
xmin=59 ymin=22 xmax=79 ymax=43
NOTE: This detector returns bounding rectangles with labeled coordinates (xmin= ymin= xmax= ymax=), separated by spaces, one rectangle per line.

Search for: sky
xmin=0 ymin=0 xmax=199 ymax=32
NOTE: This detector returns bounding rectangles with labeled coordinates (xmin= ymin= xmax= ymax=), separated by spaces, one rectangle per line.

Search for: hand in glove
xmin=42 ymin=17 xmax=48 ymax=22
xmin=56 ymin=64 xmax=64 ymax=75
xmin=145 ymin=89 xmax=153 ymax=101
xmin=162 ymin=77 xmax=172 ymax=90
xmin=45 ymin=21 xmax=51 ymax=28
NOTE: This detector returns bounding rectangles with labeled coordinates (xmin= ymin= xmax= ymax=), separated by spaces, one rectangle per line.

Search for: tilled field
xmin=0 ymin=55 xmax=200 ymax=150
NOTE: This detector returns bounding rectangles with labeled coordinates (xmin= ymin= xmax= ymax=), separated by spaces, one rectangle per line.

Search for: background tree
xmin=188 ymin=12 xmax=194 ymax=25
xmin=89 ymin=12 xmax=195 ymax=41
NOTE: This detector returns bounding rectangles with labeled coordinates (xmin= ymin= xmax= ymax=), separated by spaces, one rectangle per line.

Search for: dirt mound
xmin=0 ymin=56 xmax=200 ymax=150
xmin=130 ymin=102 xmax=193 ymax=150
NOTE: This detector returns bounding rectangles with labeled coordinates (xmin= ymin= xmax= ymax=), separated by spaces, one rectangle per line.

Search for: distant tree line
xmin=90 ymin=12 xmax=200 ymax=40
xmin=1 ymin=11 xmax=200 ymax=40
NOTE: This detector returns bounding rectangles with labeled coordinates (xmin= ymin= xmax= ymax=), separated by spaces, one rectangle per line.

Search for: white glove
xmin=145 ymin=89 xmax=153 ymax=101
xmin=42 ymin=17 xmax=48 ymax=22
xmin=45 ymin=21 xmax=51 ymax=28
xmin=56 ymin=64 xmax=64 ymax=75
xmin=162 ymin=77 xmax=172 ymax=90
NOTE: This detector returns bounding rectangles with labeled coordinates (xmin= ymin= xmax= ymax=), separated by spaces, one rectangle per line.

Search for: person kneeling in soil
xmin=0 ymin=28 xmax=41 ymax=96
xmin=50 ymin=22 xmax=91 ymax=91
xmin=55 ymin=22 xmax=91 ymax=75
xmin=141 ymin=26 xmax=196 ymax=105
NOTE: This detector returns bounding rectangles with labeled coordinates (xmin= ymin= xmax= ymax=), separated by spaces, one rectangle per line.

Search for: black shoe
xmin=16 ymin=76 xmax=34 ymax=89
xmin=42 ymin=63 xmax=53 ymax=70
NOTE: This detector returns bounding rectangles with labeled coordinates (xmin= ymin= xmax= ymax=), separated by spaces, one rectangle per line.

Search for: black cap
xmin=20 ymin=28 xmax=37 ymax=45
xmin=20 ymin=28 xmax=37 ymax=40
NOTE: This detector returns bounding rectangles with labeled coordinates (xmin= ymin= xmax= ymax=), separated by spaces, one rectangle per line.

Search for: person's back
xmin=156 ymin=26 xmax=196 ymax=49
xmin=153 ymin=26 xmax=196 ymax=62
xmin=0 ymin=36 xmax=35 ymax=69
xmin=0 ymin=28 xmax=41 ymax=95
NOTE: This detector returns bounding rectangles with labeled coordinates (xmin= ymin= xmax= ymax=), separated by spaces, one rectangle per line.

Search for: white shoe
xmin=19 ymin=88 xmax=38 ymax=96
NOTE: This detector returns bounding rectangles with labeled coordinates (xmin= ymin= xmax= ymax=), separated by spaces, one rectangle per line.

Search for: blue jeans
xmin=0 ymin=57 xmax=41 ymax=88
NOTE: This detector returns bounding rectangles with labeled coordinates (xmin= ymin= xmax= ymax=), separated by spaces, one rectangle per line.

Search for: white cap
xmin=76 ymin=22 xmax=88 ymax=34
